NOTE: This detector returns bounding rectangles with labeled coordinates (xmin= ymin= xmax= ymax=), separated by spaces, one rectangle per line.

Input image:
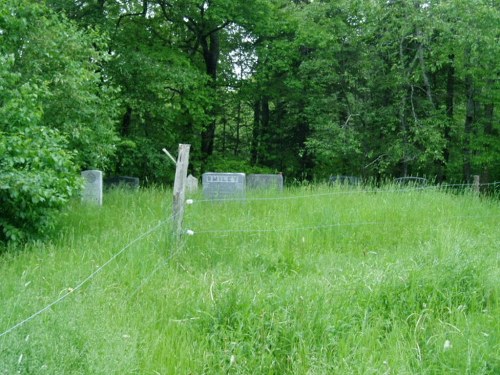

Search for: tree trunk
xmin=416 ymin=28 xmax=434 ymax=108
xmin=400 ymin=93 xmax=409 ymax=177
xmin=439 ymin=54 xmax=454 ymax=182
xmin=482 ymin=101 xmax=495 ymax=182
xmin=251 ymin=99 xmax=261 ymax=165
xmin=398 ymin=36 xmax=409 ymax=177
xmin=200 ymin=32 xmax=220 ymax=167
xmin=260 ymin=96 xmax=270 ymax=164
xmin=221 ymin=115 xmax=227 ymax=155
xmin=121 ymin=106 xmax=132 ymax=136
xmin=484 ymin=102 xmax=494 ymax=135
xmin=463 ymin=73 xmax=474 ymax=181
xmin=234 ymin=99 xmax=241 ymax=155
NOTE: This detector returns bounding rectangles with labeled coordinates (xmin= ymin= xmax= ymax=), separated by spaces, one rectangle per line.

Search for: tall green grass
xmin=1 ymin=185 xmax=498 ymax=374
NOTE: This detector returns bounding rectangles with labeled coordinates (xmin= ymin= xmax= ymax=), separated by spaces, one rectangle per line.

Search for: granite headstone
xmin=202 ymin=173 xmax=246 ymax=200
xmin=186 ymin=174 xmax=199 ymax=193
xmin=82 ymin=170 xmax=103 ymax=205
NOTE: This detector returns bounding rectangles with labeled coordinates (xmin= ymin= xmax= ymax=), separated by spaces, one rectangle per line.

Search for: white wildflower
xmin=443 ymin=339 xmax=452 ymax=351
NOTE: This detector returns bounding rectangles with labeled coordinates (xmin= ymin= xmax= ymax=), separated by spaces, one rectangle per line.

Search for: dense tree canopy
xmin=1 ymin=0 xmax=499 ymax=241
xmin=41 ymin=0 xmax=500 ymax=183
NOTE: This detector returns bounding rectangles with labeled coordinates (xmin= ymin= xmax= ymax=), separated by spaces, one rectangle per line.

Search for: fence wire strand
xmin=127 ymin=239 xmax=188 ymax=301
xmin=188 ymin=214 xmax=500 ymax=236
xmin=1 ymin=182 xmax=498 ymax=339
xmin=191 ymin=182 xmax=499 ymax=204
xmin=0 ymin=217 xmax=173 ymax=339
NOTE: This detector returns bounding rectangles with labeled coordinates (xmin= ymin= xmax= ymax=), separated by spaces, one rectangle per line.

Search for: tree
xmin=42 ymin=0 xmax=499 ymax=183
xmin=0 ymin=0 xmax=118 ymax=242
xmin=305 ymin=0 xmax=499 ymax=182
xmin=47 ymin=0 xmax=275 ymax=176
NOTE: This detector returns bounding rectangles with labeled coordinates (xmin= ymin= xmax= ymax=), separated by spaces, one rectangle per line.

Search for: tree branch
xmin=116 ymin=0 xmax=149 ymax=29
xmin=202 ymin=21 xmax=232 ymax=39
xmin=157 ymin=0 xmax=176 ymax=23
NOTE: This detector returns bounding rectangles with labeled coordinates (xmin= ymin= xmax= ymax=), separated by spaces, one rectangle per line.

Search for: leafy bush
xmin=1 ymin=0 xmax=120 ymax=171
xmin=0 ymin=1 xmax=119 ymax=243
xmin=111 ymin=137 xmax=176 ymax=185
xmin=0 ymin=126 xmax=82 ymax=242
xmin=0 ymin=55 xmax=81 ymax=243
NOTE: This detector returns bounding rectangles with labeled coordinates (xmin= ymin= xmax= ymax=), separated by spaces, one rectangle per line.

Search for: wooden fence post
xmin=473 ymin=175 xmax=480 ymax=195
xmin=172 ymin=144 xmax=190 ymax=238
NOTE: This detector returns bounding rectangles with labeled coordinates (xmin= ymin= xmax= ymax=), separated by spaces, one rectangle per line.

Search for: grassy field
xmin=0 ymin=184 xmax=499 ymax=374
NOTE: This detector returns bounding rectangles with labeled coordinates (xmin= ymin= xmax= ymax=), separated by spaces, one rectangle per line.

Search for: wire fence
xmin=186 ymin=213 xmax=500 ymax=236
xmin=127 ymin=239 xmax=188 ymax=301
xmin=0 ymin=217 xmax=174 ymax=339
xmin=183 ymin=182 xmax=499 ymax=236
xmin=190 ymin=182 xmax=500 ymax=204
xmin=1 ymin=181 xmax=498 ymax=339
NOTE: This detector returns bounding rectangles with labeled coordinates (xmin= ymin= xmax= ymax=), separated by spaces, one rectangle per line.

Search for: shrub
xmin=0 ymin=0 xmax=117 ymax=243
xmin=0 ymin=126 xmax=82 ymax=242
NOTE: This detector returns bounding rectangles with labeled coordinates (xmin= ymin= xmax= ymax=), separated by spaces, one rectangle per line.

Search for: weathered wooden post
xmin=473 ymin=175 xmax=480 ymax=195
xmin=172 ymin=144 xmax=190 ymax=238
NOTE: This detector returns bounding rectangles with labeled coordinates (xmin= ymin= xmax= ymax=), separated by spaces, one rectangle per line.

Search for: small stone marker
xmin=202 ymin=172 xmax=246 ymax=200
xmin=247 ymin=174 xmax=283 ymax=191
xmin=81 ymin=170 xmax=103 ymax=205
xmin=186 ymin=174 xmax=198 ymax=193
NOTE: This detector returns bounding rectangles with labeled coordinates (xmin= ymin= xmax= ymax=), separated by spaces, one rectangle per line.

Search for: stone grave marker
xmin=202 ymin=173 xmax=246 ymax=200
xmin=81 ymin=170 xmax=103 ymax=205
xmin=186 ymin=174 xmax=198 ymax=193
xmin=247 ymin=174 xmax=284 ymax=191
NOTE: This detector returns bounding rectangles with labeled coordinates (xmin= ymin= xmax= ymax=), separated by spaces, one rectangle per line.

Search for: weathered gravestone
xmin=202 ymin=173 xmax=246 ymax=200
xmin=247 ymin=174 xmax=283 ymax=191
xmin=81 ymin=170 xmax=103 ymax=205
xmin=186 ymin=174 xmax=199 ymax=193
xmin=104 ymin=176 xmax=140 ymax=190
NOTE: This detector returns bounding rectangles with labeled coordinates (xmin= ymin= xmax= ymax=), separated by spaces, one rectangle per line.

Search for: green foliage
xmin=0 ymin=0 xmax=117 ymax=242
xmin=41 ymin=0 xmax=500 ymax=183
xmin=112 ymin=137 xmax=176 ymax=185
xmin=0 ymin=54 xmax=81 ymax=242
xmin=0 ymin=187 xmax=498 ymax=372
xmin=1 ymin=0 xmax=120 ymax=170
xmin=205 ymin=155 xmax=276 ymax=174
xmin=0 ymin=126 xmax=81 ymax=242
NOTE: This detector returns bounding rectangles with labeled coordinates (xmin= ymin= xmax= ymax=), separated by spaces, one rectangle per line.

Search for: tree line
xmin=1 ymin=0 xmax=498 ymax=241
